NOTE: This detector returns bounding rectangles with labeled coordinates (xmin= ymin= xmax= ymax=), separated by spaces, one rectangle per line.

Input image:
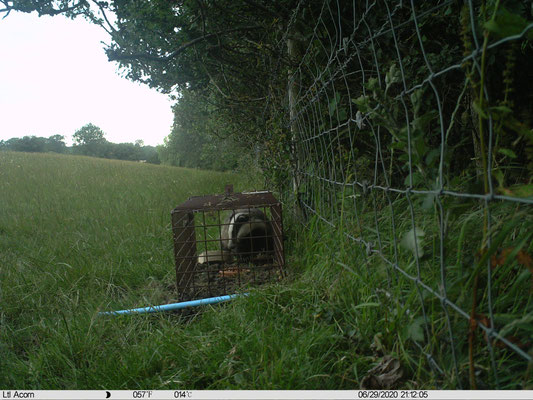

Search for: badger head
xmin=221 ymin=208 xmax=273 ymax=257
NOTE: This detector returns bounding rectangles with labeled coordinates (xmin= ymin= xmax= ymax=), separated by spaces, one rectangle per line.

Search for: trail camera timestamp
xmin=357 ymin=390 xmax=429 ymax=399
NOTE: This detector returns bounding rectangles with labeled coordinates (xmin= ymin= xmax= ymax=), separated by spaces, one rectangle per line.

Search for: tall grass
xmin=0 ymin=152 xmax=362 ymax=389
xmin=0 ymin=152 xmax=254 ymax=387
xmin=292 ymin=182 xmax=533 ymax=389
xmin=2 ymin=152 xmax=530 ymax=389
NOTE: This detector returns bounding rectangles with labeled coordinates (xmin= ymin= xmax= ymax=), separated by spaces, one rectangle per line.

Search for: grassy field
xmin=1 ymin=151 xmax=531 ymax=389
xmin=0 ymin=151 xmax=359 ymax=389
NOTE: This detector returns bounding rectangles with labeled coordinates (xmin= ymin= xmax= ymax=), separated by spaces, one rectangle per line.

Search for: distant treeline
xmin=156 ymin=91 xmax=255 ymax=172
xmin=0 ymin=127 xmax=160 ymax=165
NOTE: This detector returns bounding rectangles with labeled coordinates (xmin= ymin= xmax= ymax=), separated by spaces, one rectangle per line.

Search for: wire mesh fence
xmin=270 ymin=0 xmax=533 ymax=389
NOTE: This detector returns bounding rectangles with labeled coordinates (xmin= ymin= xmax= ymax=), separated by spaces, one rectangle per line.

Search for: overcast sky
xmin=0 ymin=12 xmax=174 ymax=146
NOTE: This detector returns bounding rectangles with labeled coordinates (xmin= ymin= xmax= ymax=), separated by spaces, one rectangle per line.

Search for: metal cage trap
xmin=171 ymin=185 xmax=285 ymax=301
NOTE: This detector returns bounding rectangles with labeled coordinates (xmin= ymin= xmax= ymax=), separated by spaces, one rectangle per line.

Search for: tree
xmin=160 ymin=90 xmax=249 ymax=171
xmin=0 ymin=0 xmax=311 ymax=174
xmin=72 ymin=123 xmax=106 ymax=146
xmin=72 ymin=123 xmax=107 ymax=157
xmin=0 ymin=1 xmax=89 ymax=18
xmin=5 ymin=136 xmax=47 ymax=152
xmin=45 ymin=134 xmax=67 ymax=153
xmin=0 ymin=135 xmax=67 ymax=153
xmin=1 ymin=1 xmax=296 ymax=128
xmin=140 ymin=145 xmax=160 ymax=164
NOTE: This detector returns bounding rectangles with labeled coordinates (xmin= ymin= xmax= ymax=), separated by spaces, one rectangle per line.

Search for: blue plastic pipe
xmin=99 ymin=293 xmax=248 ymax=316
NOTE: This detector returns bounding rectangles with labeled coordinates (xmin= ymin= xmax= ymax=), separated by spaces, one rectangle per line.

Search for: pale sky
xmin=0 ymin=12 xmax=174 ymax=146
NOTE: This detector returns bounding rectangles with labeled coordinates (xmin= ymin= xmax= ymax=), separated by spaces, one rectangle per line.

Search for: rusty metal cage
xmin=171 ymin=186 xmax=284 ymax=301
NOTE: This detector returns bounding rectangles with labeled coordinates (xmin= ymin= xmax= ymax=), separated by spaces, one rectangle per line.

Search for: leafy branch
xmin=106 ymin=26 xmax=264 ymax=63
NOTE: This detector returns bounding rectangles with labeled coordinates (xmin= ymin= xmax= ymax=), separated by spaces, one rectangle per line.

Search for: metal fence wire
xmin=270 ymin=0 xmax=533 ymax=389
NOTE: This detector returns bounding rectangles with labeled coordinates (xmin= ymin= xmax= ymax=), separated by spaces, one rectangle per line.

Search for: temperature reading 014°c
xmin=174 ymin=391 xmax=192 ymax=398
xmin=132 ymin=391 xmax=153 ymax=398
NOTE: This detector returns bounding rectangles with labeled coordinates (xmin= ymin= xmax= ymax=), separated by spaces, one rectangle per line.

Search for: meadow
xmin=1 ymin=152 xmax=531 ymax=389
xmin=0 ymin=152 xmax=360 ymax=389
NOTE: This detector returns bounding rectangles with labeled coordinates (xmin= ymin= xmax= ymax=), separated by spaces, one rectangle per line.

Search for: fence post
xmin=287 ymin=24 xmax=305 ymax=219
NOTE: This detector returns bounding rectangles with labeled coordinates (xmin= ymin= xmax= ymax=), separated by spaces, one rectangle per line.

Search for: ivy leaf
xmin=353 ymin=96 xmax=370 ymax=113
xmin=410 ymin=89 xmax=423 ymax=115
xmin=400 ymin=227 xmax=425 ymax=258
xmin=355 ymin=110 xmax=365 ymax=129
xmin=411 ymin=111 xmax=437 ymax=133
xmin=406 ymin=316 xmax=425 ymax=342
xmin=484 ymin=8 xmax=533 ymax=40
xmin=329 ymin=92 xmax=341 ymax=116
xmin=338 ymin=107 xmax=347 ymax=122
xmin=385 ymin=63 xmax=400 ymax=90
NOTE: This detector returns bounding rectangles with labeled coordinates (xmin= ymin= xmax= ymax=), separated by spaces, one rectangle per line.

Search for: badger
xmin=198 ymin=208 xmax=273 ymax=264
xmin=222 ymin=208 xmax=273 ymax=254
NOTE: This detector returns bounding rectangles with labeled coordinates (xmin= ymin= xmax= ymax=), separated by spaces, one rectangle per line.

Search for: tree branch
xmin=107 ymin=25 xmax=263 ymax=63
xmin=195 ymin=0 xmax=206 ymax=36
xmin=42 ymin=1 xmax=87 ymax=16
xmin=1 ymin=0 xmax=87 ymax=17
xmin=91 ymin=0 xmax=116 ymax=34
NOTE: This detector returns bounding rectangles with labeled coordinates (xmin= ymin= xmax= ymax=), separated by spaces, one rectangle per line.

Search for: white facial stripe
xmin=227 ymin=212 xmax=245 ymax=249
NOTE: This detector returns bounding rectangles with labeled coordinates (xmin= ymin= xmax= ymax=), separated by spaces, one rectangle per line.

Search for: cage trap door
xmin=172 ymin=210 xmax=197 ymax=301
xmin=271 ymin=203 xmax=285 ymax=270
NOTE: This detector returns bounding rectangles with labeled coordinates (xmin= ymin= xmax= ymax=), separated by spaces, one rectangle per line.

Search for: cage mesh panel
xmin=172 ymin=192 xmax=284 ymax=301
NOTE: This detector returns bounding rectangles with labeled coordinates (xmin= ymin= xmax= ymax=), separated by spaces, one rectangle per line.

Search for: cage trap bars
xmin=171 ymin=186 xmax=284 ymax=301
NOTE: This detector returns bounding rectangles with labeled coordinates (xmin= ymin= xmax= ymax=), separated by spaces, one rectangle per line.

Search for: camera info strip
xmin=1 ymin=390 xmax=533 ymax=400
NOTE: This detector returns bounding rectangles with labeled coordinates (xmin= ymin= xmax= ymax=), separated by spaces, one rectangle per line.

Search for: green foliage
xmin=1 ymin=130 xmax=160 ymax=164
xmin=1 ymin=152 xmax=343 ymax=389
xmin=484 ymin=6 xmax=533 ymax=39
xmin=460 ymin=1 xmax=533 ymax=188
xmin=3 ymin=0 xmax=533 ymax=390
xmin=159 ymin=91 xmax=254 ymax=171
xmin=72 ymin=123 xmax=106 ymax=157
xmin=45 ymin=134 xmax=68 ymax=153
xmin=72 ymin=123 xmax=106 ymax=145
xmin=0 ymin=135 xmax=66 ymax=153
xmin=65 ymin=123 xmax=159 ymax=163
xmin=289 ymin=184 xmax=533 ymax=389
xmin=3 ymin=0 xmax=302 ymax=178
xmin=0 ymin=1 xmax=90 ymax=17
